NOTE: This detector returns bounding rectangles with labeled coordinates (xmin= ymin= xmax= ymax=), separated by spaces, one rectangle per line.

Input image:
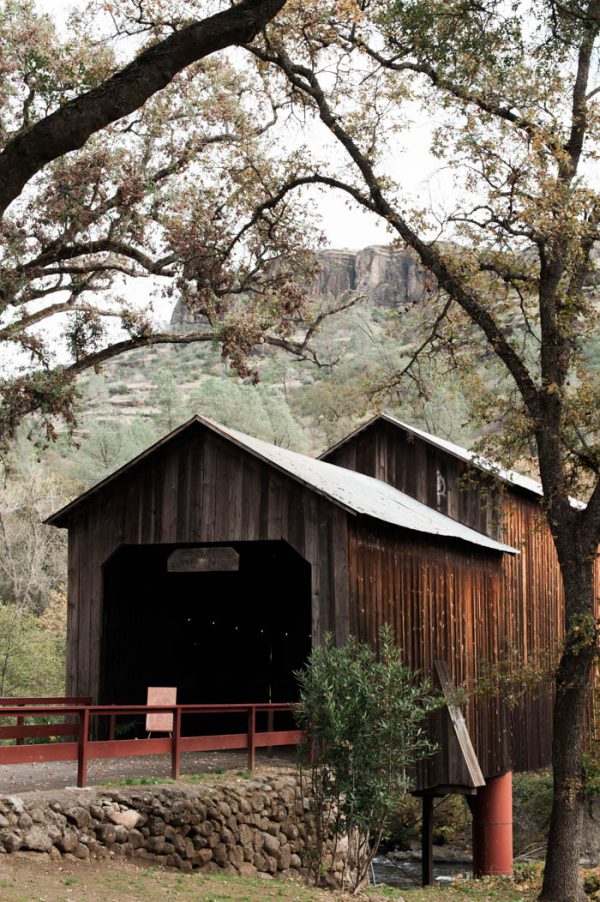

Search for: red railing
xmin=0 ymin=700 xmax=300 ymax=788
xmin=0 ymin=696 xmax=92 ymax=747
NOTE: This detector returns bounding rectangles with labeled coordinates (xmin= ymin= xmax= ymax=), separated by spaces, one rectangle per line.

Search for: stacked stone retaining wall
xmin=0 ymin=771 xmax=330 ymax=878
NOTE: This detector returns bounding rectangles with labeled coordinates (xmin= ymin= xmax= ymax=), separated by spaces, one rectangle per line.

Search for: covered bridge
xmin=321 ymin=412 xmax=600 ymax=738
xmin=48 ymin=416 xmax=520 ymax=764
xmin=321 ymin=414 xmax=600 ymax=809
xmin=48 ymin=412 xmax=574 ymax=876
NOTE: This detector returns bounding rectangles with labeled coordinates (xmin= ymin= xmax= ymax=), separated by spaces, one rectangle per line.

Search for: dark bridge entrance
xmin=100 ymin=540 xmax=311 ymax=731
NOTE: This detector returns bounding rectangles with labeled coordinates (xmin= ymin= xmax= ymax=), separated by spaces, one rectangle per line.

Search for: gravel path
xmin=0 ymin=748 xmax=296 ymax=795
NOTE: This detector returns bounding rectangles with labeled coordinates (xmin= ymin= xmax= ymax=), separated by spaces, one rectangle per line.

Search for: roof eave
xmin=46 ymin=414 xmax=518 ymax=555
xmin=45 ymin=415 xmax=359 ymax=529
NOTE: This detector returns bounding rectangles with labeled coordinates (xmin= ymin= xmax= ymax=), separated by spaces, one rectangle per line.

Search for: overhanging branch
xmin=0 ymin=0 xmax=287 ymax=216
xmin=250 ymin=43 xmax=541 ymax=416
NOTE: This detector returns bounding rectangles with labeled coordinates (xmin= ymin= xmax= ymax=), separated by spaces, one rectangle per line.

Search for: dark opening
xmin=100 ymin=541 xmax=311 ymax=735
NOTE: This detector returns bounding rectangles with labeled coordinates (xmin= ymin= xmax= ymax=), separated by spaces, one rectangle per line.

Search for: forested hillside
xmin=46 ymin=244 xmax=475 ymax=491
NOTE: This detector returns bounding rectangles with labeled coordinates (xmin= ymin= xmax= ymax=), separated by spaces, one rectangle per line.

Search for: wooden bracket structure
xmin=414 ymin=660 xmax=486 ymax=886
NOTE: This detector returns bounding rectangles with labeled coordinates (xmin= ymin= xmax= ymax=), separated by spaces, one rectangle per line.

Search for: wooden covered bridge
xmin=46 ymin=413 xmax=593 ymax=878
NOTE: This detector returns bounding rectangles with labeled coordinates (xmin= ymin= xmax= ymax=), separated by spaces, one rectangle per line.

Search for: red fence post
xmin=16 ymin=703 xmax=24 ymax=747
xmin=267 ymin=708 xmax=274 ymax=759
xmin=247 ymin=706 xmax=256 ymax=772
xmin=171 ymin=706 xmax=182 ymax=781
xmin=77 ymin=707 xmax=90 ymax=788
xmin=0 ymin=700 xmax=301 ymax=780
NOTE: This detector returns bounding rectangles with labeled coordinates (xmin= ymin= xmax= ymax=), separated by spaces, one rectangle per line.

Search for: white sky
xmin=39 ymin=0 xmax=443 ymax=250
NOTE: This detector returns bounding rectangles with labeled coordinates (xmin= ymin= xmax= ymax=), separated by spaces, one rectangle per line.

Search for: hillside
xmin=49 ymin=241 xmax=600 ymax=491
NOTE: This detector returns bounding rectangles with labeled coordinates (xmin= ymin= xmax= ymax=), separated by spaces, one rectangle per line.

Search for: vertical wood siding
xmin=325 ymin=419 xmax=497 ymax=536
xmin=64 ymin=424 xmax=350 ymax=703
xmin=347 ymin=520 xmax=522 ymax=776
xmin=327 ymin=420 xmax=600 ymax=775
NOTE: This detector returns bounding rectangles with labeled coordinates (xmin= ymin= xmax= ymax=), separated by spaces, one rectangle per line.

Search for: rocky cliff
xmin=310 ymin=245 xmax=433 ymax=308
xmin=171 ymin=244 xmax=432 ymax=324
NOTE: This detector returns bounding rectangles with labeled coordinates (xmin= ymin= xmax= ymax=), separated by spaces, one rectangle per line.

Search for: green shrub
xmin=294 ymin=625 xmax=439 ymax=892
xmin=0 ymin=597 xmax=66 ymax=699
xmin=512 ymin=771 xmax=553 ymax=855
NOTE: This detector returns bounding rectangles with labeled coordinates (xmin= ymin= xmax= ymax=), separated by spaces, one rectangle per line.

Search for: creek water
xmin=371 ymin=855 xmax=471 ymax=889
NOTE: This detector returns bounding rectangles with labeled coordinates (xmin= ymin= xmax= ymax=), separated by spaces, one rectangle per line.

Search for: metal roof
xmin=47 ymin=415 xmax=517 ymax=554
xmin=321 ymin=413 xmax=586 ymax=510
xmin=201 ymin=419 xmax=517 ymax=554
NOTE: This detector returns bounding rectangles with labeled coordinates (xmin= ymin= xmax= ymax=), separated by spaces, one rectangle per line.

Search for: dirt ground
xmin=0 ymin=749 xmax=295 ymax=795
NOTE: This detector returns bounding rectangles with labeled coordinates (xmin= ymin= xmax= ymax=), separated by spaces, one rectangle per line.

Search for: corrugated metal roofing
xmin=388 ymin=414 xmax=546 ymax=493
xmin=206 ymin=419 xmax=517 ymax=554
xmin=321 ymin=413 xmax=586 ymax=510
xmin=46 ymin=415 xmax=517 ymax=554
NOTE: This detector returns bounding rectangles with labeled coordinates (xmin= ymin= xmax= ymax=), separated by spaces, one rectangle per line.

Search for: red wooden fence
xmin=0 ymin=700 xmax=300 ymax=788
xmin=0 ymin=697 xmax=92 ymax=747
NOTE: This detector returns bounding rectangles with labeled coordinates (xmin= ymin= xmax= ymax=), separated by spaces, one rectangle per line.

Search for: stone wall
xmin=0 ymin=771 xmax=328 ymax=878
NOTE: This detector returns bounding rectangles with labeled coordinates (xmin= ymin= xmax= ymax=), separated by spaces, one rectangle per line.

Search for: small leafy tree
xmin=0 ymin=594 xmax=66 ymax=698
xmin=294 ymin=626 xmax=438 ymax=893
xmin=0 ymin=462 xmax=67 ymax=612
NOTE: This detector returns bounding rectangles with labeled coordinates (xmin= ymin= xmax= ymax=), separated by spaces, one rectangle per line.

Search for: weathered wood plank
xmin=435 ymin=659 xmax=485 ymax=789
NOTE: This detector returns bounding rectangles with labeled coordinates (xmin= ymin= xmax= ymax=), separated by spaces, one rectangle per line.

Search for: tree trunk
xmin=540 ymin=553 xmax=597 ymax=902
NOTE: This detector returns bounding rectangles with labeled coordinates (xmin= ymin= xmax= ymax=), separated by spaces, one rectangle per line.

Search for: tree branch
xmin=0 ymin=0 xmax=287 ymax=216
xmin=22 ymin=240 xmax=176 ymax=276
xmin=355 ymin=40 xmax=563 ymax=155
xmin=224 ymin=172 xmax=375 ymax=258
xmin=562 ymin=2 xmax=600 ymax=177
xmin=252 ymin=43 xmax=541 ymax=416
xmin=0 ymin=302 xmax=124 ymax=341
xmin=374 ymin=296 xmax=454 ymax=397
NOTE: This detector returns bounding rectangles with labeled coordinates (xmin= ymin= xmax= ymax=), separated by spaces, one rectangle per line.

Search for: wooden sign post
xmin=145 ymin=687 xmax=177 ymax=734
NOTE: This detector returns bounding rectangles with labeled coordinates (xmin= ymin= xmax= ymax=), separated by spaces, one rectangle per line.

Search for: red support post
xmin=16 ymin=703 xmax=24 ymax=747
xmin=472 ymin=772 xmax=513 ymax=877
xmin=171 ymin=706 xmax=182 ymax=780
xmin=77 ymin=707 xmax=90 ymax=788
xmin=247 ymin=706 xmax=256 ymax=772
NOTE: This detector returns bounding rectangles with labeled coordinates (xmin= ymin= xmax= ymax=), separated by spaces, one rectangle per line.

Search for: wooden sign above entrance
xmin=167 ymin=547 xmax=240 ymax=572
xmin=146 ymin=686 xmax=176 ymax=733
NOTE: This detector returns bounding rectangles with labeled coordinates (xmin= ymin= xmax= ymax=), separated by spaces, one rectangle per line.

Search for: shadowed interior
xmin=100 ymin=541 xmax=311 ymax=736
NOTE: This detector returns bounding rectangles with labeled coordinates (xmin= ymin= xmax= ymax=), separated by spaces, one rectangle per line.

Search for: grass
xmin=101 ymin=769 xmax=253 ymax=788
xmin=0 ymin=856 xmax=544 ymax=902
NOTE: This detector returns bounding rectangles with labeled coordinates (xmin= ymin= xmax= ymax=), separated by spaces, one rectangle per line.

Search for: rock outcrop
xmin=170 ymin=244 xmax=433 ymax=324
xmin=311 ymin=245 xmax=433 ymax=308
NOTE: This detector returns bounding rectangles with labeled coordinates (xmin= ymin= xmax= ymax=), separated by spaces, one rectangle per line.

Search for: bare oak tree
xmin=248 ymin=1 xmax=600 ymax=898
